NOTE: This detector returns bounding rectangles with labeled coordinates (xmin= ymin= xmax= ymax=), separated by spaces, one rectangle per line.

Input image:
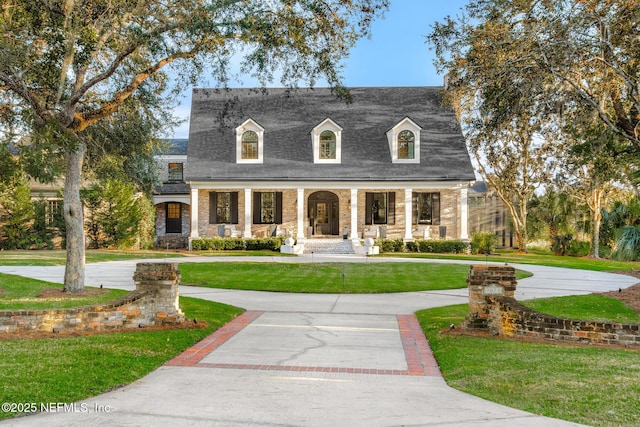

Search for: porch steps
xmin=303 ymin=238 xmax=355 ymax=255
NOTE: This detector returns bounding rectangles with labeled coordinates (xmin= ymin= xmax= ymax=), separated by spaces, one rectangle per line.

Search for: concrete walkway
xmin=1 ymin=255 xmax=637 ymax=426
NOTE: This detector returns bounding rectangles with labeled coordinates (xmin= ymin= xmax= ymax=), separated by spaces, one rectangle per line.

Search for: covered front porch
xmin=187 ymin=181 xmax=470 ymax=245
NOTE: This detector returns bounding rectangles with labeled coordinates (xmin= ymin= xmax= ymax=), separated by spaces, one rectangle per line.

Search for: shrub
xmin=191 ymin=238 xmax=240 ymax=250
xmin=137 ymin=195 xmax=156 ymax=250
xmin=81 ymin=179 xmax=143 ymax=249
xmin=470 ymin=232 xmax=498 ymax=255
xmin=612 ymin=225 xmax=640 ymax=261
xmin=245 ymin=237 xmax=284 ymax=251
xmin=191 ymin=237 xmax=284 ymax=251
xmin=551 ymin=234 xmax=573 ymax=256
xmin=566 ymin=240 xmax=591 ymax=257
xmin=220 ymin=238 xmax=246 ymax=250
xmin=405 ymin=241 xmax=418 ymax=252
xmin=415 ymin=239 xmax=468 ymax=253
xmin=375 ymin=238 xmax=405 ymax=253
xmin=0 ymin=181 xmax=37 ymax=249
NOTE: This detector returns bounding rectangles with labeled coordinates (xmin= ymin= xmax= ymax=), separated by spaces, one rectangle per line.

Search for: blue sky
xmin=171 ymin=0 xmax=469 ymax=138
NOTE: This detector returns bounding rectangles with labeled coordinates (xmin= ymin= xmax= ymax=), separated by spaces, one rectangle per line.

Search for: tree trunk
xmin=587 ymin=187 xmax=604 ymax=259
xmin=63 ymin=143 xmax=86 ymax=293
xmin=505 ymin=199 xmax=528 ymax=253
xmin=591 ymin=209 xmax=602 ymax=259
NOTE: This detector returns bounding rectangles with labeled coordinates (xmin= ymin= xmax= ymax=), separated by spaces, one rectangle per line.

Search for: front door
xmin=308 ymin=192 xmax=339 ymax=236
xmin=315 ymin=202 xmax=330 ymax=235
xmin=166 ymin=203 xmax=182 ymax=234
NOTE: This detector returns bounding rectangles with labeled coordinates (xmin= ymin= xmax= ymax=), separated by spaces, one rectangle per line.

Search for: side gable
xmin=186 ymin=87 xmax=475 ymax=182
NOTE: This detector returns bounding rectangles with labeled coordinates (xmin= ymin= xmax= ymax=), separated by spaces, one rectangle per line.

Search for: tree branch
xmin=72 ymin=48 xmax=201 ymax=131
xmin=0 ymin=72 xmax=51 ymax=124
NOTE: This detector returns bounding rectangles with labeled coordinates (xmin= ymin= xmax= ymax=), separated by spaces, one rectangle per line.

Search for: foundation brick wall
xmin=0 ymin=263 xmax=185 ymax=336
xmin=487 ymin=297 xmax=640 ymax=347
xmin=465 ymin=264 xmax=640 ymax=347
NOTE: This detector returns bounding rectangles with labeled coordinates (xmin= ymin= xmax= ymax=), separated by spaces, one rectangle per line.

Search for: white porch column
xmin=350 ymin=188 xmax=358 ymax=239
xmin=404 ymin=188 xmax=413 ymax=240
xmin=297 ymin=188 xmax=305 ymax=239
xmin=460 ymin=187 xmax=469 ymax=240
xmin=190 ymin=188 xmax=199 ymax=238
xmin=244 ymin=188 xmax=252 ymax=238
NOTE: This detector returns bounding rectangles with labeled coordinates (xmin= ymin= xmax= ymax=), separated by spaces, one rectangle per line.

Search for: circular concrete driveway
xmin=1 ymin=255 xmax=636 ymax=426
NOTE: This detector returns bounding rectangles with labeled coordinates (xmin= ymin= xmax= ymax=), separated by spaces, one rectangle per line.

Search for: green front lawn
xmin=179 ymin=262 xmax=532 ymax=293
xmin=417 ymin=297 xmax=640 ymax=426
xmin=0 ymin=273 xmax=128 ymax=310
xmin=524 ymin=294 xmax=640 ymax=324
xmin=0 ymin=296 xmax=243 ymax=421
xmin=379 ymin=248 xmax=640 ymax=272
xmin=0 ymin=250 xmax=186 ymax=266
xmin=0 ymin=249 xmax=296 ymax=266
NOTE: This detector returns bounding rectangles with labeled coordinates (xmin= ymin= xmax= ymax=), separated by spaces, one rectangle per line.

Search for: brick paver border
xmin=166 ymin=310 xmax=264 ymax=367
xmin=166 ymin=311 xmax=441 ymax=377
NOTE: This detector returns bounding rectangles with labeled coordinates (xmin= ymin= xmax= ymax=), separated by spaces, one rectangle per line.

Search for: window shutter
xmin=365 ymin=193 xmax=373 ymax=225
xmin=433 ymin=193 xmax=441 ymax=225
xmin=209 ymin=192 xmax=217 ymax=224
xmin=275 ymin=192 xmax=283 ymax=224
xmin=230 ymin=192 xmax=239 ymax=224
xmin=412 ymin=192 xmax=418 ymax=225
xmin=387 ymin=192 xmax=396 ymax=225
xmin=253 ymin=192 xmax=261 ymax=224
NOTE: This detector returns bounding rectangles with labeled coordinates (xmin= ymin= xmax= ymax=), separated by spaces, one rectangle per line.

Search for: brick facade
xmin=195 ymin=187 xmax=463 ymax=240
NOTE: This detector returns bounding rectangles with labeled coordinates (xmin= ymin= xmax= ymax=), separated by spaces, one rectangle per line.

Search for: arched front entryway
xmin=308 ymin=191 xmax=339 ymax=236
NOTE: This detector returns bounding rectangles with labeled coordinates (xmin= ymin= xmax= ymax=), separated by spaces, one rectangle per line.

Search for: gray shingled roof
xmin=186 ymin=87 xmax=475 ymax=182
xmin=155 ymin=182 xmax=190 ymax=194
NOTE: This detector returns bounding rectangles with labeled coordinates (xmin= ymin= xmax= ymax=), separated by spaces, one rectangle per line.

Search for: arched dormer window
xmin=242 ymin=130 xmax=259 ymax=159
xmin=387 ymin=117 xmax=421 ymax=163
xmin=236 ymin=119 xmax=264 ymax=163
xmin=312 ymin=118 xmax=342 ymax=164
xmin=398 ymin=130 xmax=415 ymax=159
xmin=319 ymin=130 xmax=336 ymax=159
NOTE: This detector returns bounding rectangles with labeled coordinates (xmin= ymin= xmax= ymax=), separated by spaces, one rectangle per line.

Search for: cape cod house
xmin=153 ymin=86 xmax=476 ymax=249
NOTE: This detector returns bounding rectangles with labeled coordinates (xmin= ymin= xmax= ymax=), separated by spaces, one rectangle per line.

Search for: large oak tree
xmin=429 ymin=0 xmax=556 ymax=252
xmin=428 ymin=0 xmax=639 ymax=251
xmin=0 ymin=0 xmax=388 ymax=292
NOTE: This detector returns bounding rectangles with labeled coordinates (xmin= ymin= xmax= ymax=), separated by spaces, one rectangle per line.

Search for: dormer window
xmin=236 ymin=119 xmax=264 ymax=163
xmin=398 ymin=130 xmax=415 ymax=159
xmin=241 ymin=131 xmax=259 ymax=159
xmin=319 ymin=131 xmax=336 ymax=159
xmin=312 ymin=118 xmax=342 ymax=164
xmin=387 ymin=117 xmax=421 ymax=163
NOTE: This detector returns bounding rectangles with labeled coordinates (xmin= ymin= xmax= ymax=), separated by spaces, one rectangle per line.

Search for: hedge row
xmin=376 ymin=238 xmax=468 ymax=254
xmin=191 ymin=237 xmax=285 ymax=251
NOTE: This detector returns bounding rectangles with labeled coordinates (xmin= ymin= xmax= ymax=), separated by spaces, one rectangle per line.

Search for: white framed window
xmin=236 ymin=119 xmax=264 ymax=163
xmin=387 ymin=117 xmax=421 ymax=163
xmin=312 ymin=118 xmax=342 ymax=164
xmin=398 ymin=130 xmax=415 ymax=159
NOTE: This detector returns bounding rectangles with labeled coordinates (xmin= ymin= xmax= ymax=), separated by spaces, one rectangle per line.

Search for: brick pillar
xmin=465 ymin=265 xmax=517 ymax=328
xmin=133 ymin=262 xmax=185 ymax=325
